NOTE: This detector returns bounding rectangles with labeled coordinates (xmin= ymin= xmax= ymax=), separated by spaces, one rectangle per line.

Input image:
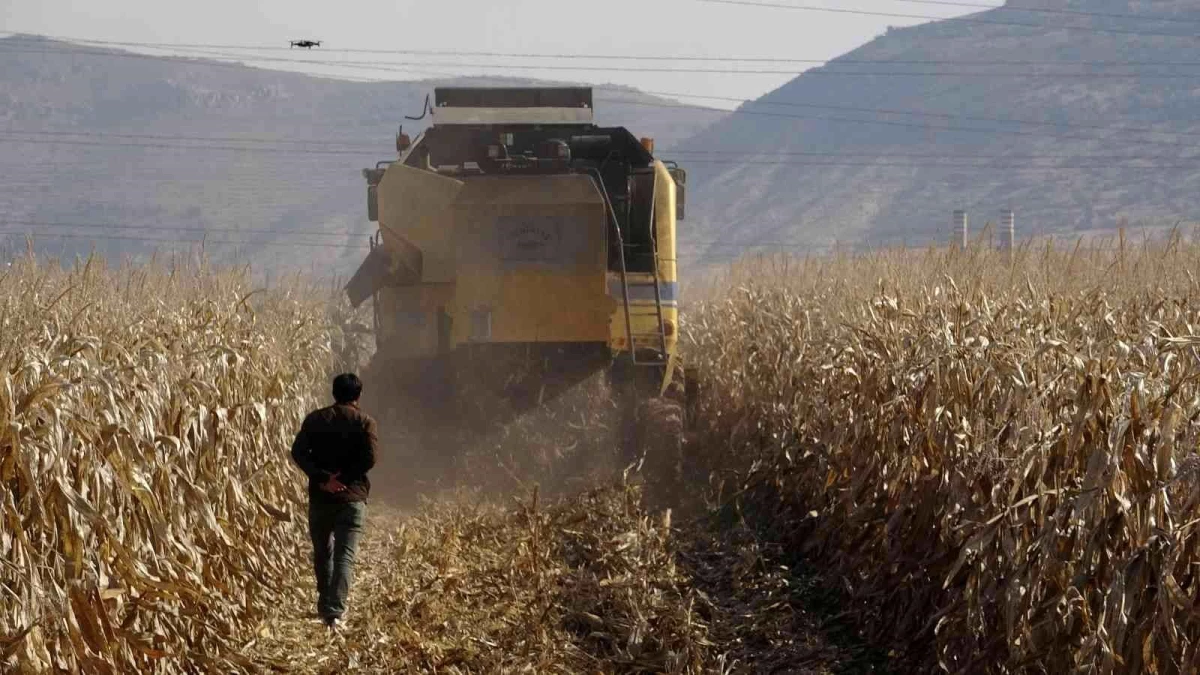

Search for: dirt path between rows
xmin=243 ymin=492 xmax=887 ymax=674
xmin=245 ymin=512 xmax=408 ymax=673
xmin=677 ymin=522 xmax=889 ymax=674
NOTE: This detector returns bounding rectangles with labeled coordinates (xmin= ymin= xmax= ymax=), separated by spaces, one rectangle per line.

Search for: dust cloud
xmin=359 ymin=367 xmax=626 ymax=510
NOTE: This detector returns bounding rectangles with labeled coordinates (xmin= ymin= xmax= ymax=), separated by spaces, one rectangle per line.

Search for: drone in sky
xmin=289 ymin=40 xmax=322 ymax=49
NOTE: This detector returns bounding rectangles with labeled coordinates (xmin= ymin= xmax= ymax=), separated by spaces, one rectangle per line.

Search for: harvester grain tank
xmin=345 ymin=87 xmax=688 ymax=475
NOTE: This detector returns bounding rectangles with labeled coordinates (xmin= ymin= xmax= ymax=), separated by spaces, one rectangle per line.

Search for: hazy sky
xmin=1 ymin=0 xmax=1001 ymax=105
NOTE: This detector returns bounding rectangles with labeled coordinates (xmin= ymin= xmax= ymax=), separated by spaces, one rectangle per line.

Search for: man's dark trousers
xmin=308 ymin=501 xmax=366 ymax=620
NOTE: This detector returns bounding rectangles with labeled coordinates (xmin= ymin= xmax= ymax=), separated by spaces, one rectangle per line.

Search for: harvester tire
xmin=636 ymin=397 xmax=685 ymax=504
xmin=682 ymin=366 xmax=700 ymax=431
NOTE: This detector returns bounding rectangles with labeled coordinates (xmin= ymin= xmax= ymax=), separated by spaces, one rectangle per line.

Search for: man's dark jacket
xmin=290 ymin=403 xmax=378 ymax=504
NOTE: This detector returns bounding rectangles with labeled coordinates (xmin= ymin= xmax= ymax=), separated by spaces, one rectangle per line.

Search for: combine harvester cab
xmin=346 ymin=87 xmax=687 ymax=483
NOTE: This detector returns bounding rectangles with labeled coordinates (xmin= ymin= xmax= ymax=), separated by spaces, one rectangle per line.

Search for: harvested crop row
xmin=0 ymin=255 xmax=342 ymax=672
xmin=685 ymin=241 xmax=1200 ymax=673
xmin=251 ymin=485 xmax=711 ymax=673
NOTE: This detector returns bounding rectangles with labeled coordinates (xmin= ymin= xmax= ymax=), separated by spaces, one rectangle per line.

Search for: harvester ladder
xmin=640 ymin=200 xmax=669 ymax=363
xmin=592 ymin=168 xmax=669 ymax=367
xmin=369 ymin=230 xmax=382 ymax=345
xmin=623 ymin=176 xmax=668 ymax=366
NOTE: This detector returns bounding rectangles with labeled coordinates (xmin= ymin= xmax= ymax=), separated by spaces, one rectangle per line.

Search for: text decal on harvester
xmin=496 ymin=216 xmax=572 ymax=264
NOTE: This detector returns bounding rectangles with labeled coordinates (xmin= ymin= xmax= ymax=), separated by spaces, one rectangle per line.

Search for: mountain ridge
xmin=675 ymin=0 xmax=1200 ymax=262
xmin=0 ymin=35 xmax=725 ymax=271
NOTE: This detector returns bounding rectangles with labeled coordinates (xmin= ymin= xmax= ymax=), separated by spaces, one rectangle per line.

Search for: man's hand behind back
xmin=320 ymin=472 xmax=348 ymax=494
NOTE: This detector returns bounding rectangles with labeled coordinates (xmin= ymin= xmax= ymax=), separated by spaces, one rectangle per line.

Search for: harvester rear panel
xmin=348 ymin=86 xmax=685 ymax=470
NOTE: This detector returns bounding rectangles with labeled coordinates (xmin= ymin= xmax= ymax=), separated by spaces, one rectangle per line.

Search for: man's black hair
xmin=332 ymin=373 xmax=363 ymax=404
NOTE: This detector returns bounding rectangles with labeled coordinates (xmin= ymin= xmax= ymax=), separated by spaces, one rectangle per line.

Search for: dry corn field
xmin=0 ymin=256 xmax=339 ymax=672
xmin=7 ymin=238 xmax=1200 ymax=673
xmin=685 ymin=239 xmax=1200 ymax=673
xmin=0 ymin=254 xmax=850 ymax=674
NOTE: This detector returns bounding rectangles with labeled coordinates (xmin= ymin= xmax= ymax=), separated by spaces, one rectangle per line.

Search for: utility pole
xmin=1001 ymin=209 xmax=1015 ymax=261
xmin=952 ymin=210 xmax=968 ymax=250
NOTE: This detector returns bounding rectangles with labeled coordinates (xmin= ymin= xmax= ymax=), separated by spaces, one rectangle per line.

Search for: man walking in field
xmin=290 ymin=373 xmax=378 ymax=631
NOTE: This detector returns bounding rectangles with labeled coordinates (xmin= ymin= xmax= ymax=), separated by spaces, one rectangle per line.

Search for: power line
xmin=668 ymin=149 xmax=1200 ymax=159
xmin=0 ymin=45 xmax=282 ymax=71
xmin=0 ymin=44 xmax=461 ymax=85
xmin=182 ymin=60 xmax=1200 ymax=77
xmin=674 ymin=157 xmax=1200 ymax=168
xmin=0 ymin=228 xmax=946 ymax=255
xmin=889 ymin=0 xmax=1200 ymax=26
xmin=0 ymin=135 xmax=378 ymax=155
xmin=0 ymin=128 xmax=386 ymax=148
xmin=126 ymin=49 xmax=821 ymax=76
xmin=7 ymin=92 xmax=1200 ymax=150
xmin=6 ymin=112 xmax=1200 ymax=157
xmin=689 ymin=233 xmax=1199 ymax=251
xmin=0 ymin=223 xmax=922 ymax=254
xmin=4 ymin=45 xmax=1200 ymax=152
xmin=0 ymin=45 xmax=1090 ymax=77
xmin=6 ymin=87 xmax=1200 ymax=153
xmin=695 ymin=0 xmax=1200 ymax=39
xmin=0 ymin=220 xmax=364 ymax=238
xmin=235 ymin=48 xmax=1200 ymax=76
xmin=602 ymin=96 xmax=1200 ymax=151
xmin=691 ymin=239 xmax=939 ymax=250
xmin=7 ymin=88 xmax=1200 ymax=152
xmin=2 ymin=226 xmax=1180 ymax=256
xmin=11 ymin=40 xmax=844 ymax=63
xmin=669 ymin=160 xmax=1200 ymax=169
xmin=9 ymin=129 xmax=1200 ymax=163
xmin=8 ymin=139 xmax=1194 ymax=160
xmin=5 ymin=104 xmax=1200 ymax=159
xmin=637 ymin=89 xmax=1200 ymax=141
xmin=0 ymin=225 xmax=994 ymax=254
xmin=0 ymin=229 xmax=369 ymax=250
xmin=3 ymin=218 xmax=1189 ymax=255
xmin=13 ymin=42 xmax=1200 ymax=78
xmin=0 ymin=217 xmax=890 ymax=249
xmin=21 ymin=34 xmax=1200 ymax=65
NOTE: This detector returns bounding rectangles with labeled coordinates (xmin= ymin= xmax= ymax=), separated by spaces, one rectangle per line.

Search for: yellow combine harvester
xmin=346 ymin=87 xmax=687 ymax=476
